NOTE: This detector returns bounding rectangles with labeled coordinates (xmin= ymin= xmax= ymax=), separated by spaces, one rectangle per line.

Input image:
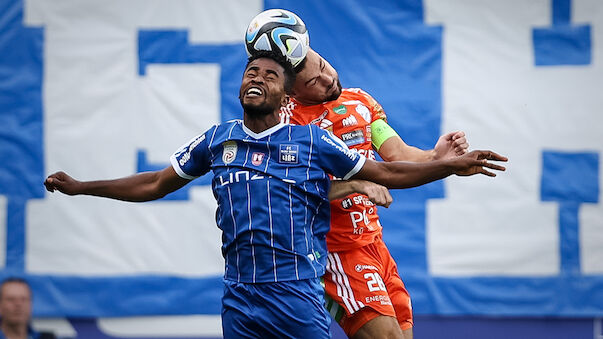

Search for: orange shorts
xmin=324 ymin=236 xmax=413 ymax=336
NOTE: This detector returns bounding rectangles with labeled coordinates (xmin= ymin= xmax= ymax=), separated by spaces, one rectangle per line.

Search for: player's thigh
xmin=350 ymin=310 xmax=403 ymax=339
xmin=376 ymin=237 xmax=413 ymax=330
xmin=325 ymin=250 xmax=397 ymax=336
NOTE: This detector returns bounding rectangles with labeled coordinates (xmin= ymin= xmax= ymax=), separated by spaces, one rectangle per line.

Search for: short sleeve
xmin=358 ymin=89 xmax=387 ymax=123
xmin=313 ymin=126 xmax=366 ymax=180
xmin=170 ymin=128 xmax=213 ymax=180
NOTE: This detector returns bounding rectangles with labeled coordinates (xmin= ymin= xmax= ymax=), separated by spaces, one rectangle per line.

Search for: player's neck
xmin=243 ymin=112 xmax=281 ymax=134
xmin=292 ymin=96 xmax=322 ymax=107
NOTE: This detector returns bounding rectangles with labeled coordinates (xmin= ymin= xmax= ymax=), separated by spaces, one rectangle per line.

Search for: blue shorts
xmin=221 ymin=278 xmax=331 ymax=339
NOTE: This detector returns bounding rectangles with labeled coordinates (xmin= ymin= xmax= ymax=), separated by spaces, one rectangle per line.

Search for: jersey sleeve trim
xmin=342 ymin=154 xmax=366 ymax=180
xmin=170 ymin=155 xmax=198 ymax=180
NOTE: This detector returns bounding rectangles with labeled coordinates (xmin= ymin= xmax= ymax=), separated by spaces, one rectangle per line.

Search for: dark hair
xmin=293 ymin=56 xmax=307 ymax=74
xmin=246 ymin=51 xmax=296 ymax=94
xmin=0 ymin=277 xmax=31 ymax=299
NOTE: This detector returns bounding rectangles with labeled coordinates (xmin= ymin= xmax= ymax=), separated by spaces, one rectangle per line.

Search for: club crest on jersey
xmin=252 ymin=152 xmax=265 ymax=166
xmin=222 ymin=141 xmax=238 ymax=164
xmin=279 ymin=144 xmax=299 ymax=164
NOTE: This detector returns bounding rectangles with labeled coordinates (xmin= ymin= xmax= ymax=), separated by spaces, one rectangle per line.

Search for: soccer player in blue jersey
xmin=44 ymin=52 xmax=506 ymax=338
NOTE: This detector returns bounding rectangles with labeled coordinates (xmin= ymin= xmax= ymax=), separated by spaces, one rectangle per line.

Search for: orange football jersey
xmin=281 ymin=88 xmax=387 ymax=251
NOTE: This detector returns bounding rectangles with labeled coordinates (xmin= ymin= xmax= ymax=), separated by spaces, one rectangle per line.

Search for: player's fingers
xmin=383 ymin=190 xmax=393 ymax=208
xmin=452 ymin=132 xmax=465 ymax=141
xmin=485 ymin=151 xmax=508 ymax=162
xmin=480 ymin=168 xmax=497 ymax=177
xmin=476 ymin=150 xmax=508 ymax=162
xmin=44 ymin=181 xmax=55 ymax=192
xmin=443 ymin=131 xmax=458 ymax=141
xmin=482 ymin=160 xmax=506 ymax=171
xmin=455 ymin=142 xmax=469 ymax=155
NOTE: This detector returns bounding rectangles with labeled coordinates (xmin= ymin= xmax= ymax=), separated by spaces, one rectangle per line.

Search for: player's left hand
xmin=434 ymin=131 xmax=469 ymax=160
xmin=454 ymin=150 xmax=507 ymax=177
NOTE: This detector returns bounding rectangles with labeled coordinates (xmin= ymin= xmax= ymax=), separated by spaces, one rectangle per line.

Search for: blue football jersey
xmin=170 ymin=120 xmax=365 ymax=283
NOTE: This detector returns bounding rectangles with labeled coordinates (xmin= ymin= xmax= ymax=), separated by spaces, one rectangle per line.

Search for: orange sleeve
xmin=357 ymin=89 xmax=387 ymax=123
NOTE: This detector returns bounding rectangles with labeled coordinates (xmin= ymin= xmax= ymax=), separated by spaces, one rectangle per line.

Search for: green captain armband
xmin=371 ymin=119 xmax=399 ymax=151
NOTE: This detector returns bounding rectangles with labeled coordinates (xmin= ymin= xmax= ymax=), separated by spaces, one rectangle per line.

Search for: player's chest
xmin=310 ymin=102 xmax=373 ymax=149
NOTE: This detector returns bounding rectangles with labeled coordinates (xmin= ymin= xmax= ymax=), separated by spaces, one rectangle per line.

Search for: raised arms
xmin=44 ymin=166 xmax=190 ymax=202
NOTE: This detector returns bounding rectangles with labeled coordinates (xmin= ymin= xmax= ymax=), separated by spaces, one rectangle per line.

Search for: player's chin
xmin=326 ymin=87 xmax=341 ymax=102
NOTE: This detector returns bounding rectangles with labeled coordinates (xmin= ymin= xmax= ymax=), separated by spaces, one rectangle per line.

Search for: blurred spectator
xmin=0 ymin=278 xmax=55 ymax=339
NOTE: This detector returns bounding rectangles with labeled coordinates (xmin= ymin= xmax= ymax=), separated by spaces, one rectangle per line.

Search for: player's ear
xmin=281 ymin=94 xmax=290 ymax=107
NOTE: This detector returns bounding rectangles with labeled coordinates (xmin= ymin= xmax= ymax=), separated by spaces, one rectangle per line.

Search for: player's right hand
xmin=44 ymin=171 xmax=81 ymax=195
xmin=454 ymin=150 xmax=508 ymax=177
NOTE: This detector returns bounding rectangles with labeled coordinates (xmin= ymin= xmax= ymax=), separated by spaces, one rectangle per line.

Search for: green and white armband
xmin=371 ymin=119 xmax=399 ymax=151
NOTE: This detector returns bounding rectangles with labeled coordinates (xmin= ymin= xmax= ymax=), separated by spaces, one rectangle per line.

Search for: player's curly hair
xmin=246 ymin=51 xmax=296 ymax=94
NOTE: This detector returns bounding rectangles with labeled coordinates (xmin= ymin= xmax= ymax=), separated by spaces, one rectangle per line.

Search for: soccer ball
xmin=245 ymin=9 xmax=310 ymax=67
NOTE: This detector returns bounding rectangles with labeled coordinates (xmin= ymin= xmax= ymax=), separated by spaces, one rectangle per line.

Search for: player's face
xmin=240 ymin=58 xmax=289 ymax=117
xmin=292 ymin=49 xmax=342 ymax=106
xmin=0 ymin=282 xmax=31 ymax=326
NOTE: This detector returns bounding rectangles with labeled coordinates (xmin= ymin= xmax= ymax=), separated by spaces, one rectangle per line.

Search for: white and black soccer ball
xmin=245 ymin=9 xmax=309 ymax=67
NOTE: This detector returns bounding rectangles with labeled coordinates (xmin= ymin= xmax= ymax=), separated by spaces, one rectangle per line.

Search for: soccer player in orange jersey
xmin=281 ymin=48 xmax=469 ymax=339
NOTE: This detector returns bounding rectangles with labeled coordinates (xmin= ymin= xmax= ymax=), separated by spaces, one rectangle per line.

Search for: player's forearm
xmin=383 ymin=146 xmax=435 ymax=163
xmin=77 ymin=172 xmax=166 ymax=202
xmin=377 ymin=136 xmax=435 ymax=163
xmin=355 ymin=159 xmax=454 ymax=189
xmin=328 ymin=180 xmax=362 ymax=200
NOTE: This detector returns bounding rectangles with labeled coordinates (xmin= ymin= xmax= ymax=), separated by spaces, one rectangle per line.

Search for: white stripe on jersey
xmin=328 ymin=253 xmax=362 ymax=314
xmin=306 ymin=125 xmax=313 ymax=181
xmin=333 ymin=253 xmax=362 ymax=312
xmin=226 ymin=186 xmax=240 ymax=282
xmin=267 ymin=180 xmax=277 ymax=282
xmin=242 ymin=143 xmax=256 ymax=283
xmin=326 ymin=254 xmax=357 ymax=314
xmin=265 ymin=135 xmax=277 ymax=282
xmin=247 ymin=181 xmax=256 ymax=283
xmin=207 ymin=125 xmax=219 ymax=159
xmin=307 ymin=197 xmax=319 ymax=277
xmin=289 ymin=184 xmax=299 ymax=280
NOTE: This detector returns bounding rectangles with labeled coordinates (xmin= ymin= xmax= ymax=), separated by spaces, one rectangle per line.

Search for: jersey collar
xmin=242 ymin=121 xmax=287 ymax=140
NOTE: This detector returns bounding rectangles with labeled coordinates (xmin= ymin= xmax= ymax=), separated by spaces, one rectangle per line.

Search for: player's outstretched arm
xmin=44 ymin=166 xmax=190 ymax=202
xmin=352 ymin=150 xmax=507 ymax=189
xmin=328 ymin=180 xmax=393 ymax=208
xmin=378 ymin=130 xmax=469 ymax=162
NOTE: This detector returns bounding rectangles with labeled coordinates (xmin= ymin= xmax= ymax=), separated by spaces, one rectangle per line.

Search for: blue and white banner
xmin=1 ymin=0 xmax=602 ymax=319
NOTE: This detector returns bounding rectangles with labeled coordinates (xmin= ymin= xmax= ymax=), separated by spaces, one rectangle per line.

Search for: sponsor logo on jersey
xmin=333 ymin=105 xmax=347 ymax=114
xmin=320 ymin=134 xmax=359 ymax=161
xmin=177 ymin=134 xmax=206 ymax=167
xmin=355 ymin=264 xmax=379 ymax=272
xmin=342 ymin=198 xmax=353 ymax=209
xmin=365 ymin=124 xmax=372 ymax=143
xmin=218 ymin=170 xmax=265 ymax=186
xmin=222 ymin=141 xmax=237 ymax=164
xmin=279 ymin=144 xmax=299 ymax=164
xmin=341 ymin=129 xmax=365 ymax=146
xmin=252 ymin=152 xmax=265 ymax=166
xmin=342 ymin=115 xmax=358 ymax=127
xmin=355 ymin=104 xmax=371 ymax=123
